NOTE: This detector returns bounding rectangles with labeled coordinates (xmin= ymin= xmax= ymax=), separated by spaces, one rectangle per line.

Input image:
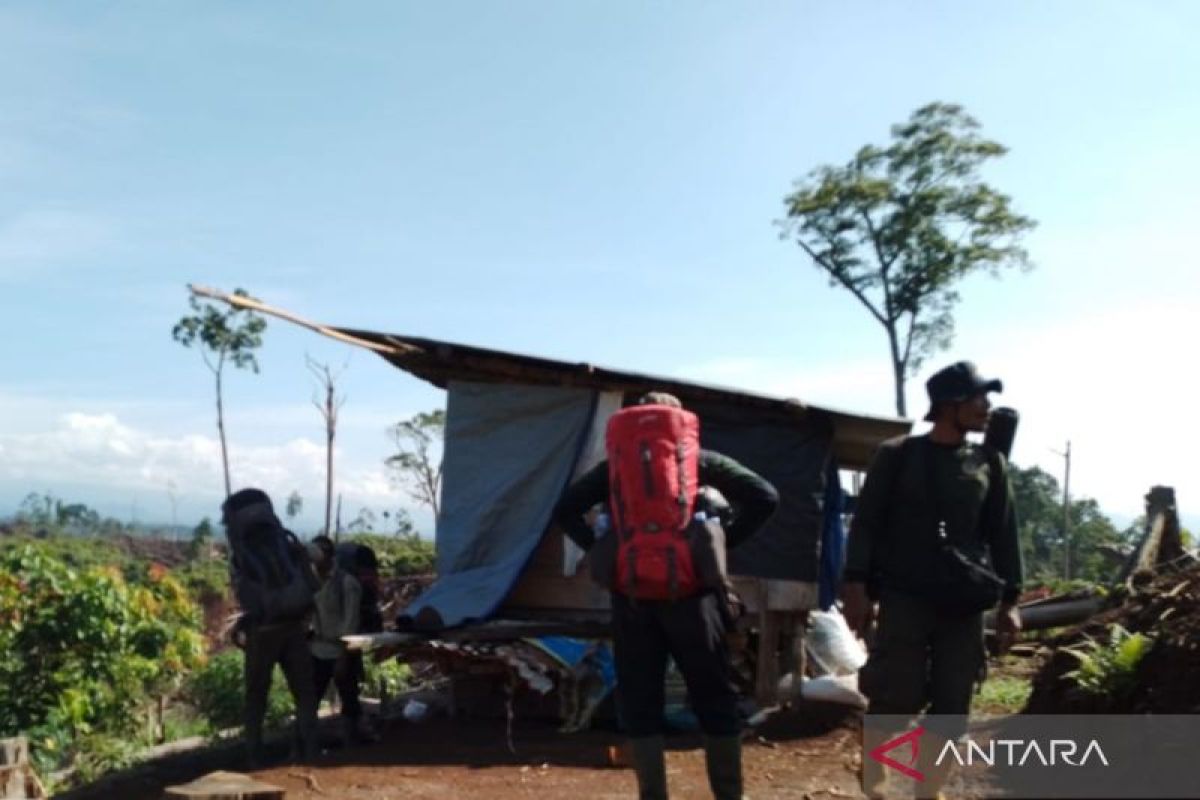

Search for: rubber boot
xmin=244 ymin=723 xmax=265 ymax=771
xmin=703 ymin=735 xmax=743 ymax=800
xmin=860 ymin=754 xmax=887 ymax=799
xmin=629 ymin=736 xmax=669 ymax=800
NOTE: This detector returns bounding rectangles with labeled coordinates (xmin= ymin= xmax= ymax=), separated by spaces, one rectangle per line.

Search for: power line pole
xmin=1052 ymin=440 xmax=1073 ymax=580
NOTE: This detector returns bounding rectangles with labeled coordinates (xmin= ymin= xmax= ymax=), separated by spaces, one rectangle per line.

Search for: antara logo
xmin=868 ymin=725 xmax=1110 ymax=780
xmin=869 ymin=726 xmax=927 ymax=782
xmin=937 ymin=738 xmax=1109 ymax=767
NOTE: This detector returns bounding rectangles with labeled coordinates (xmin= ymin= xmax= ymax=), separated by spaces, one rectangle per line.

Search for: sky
xmin=1 ymin=1 xmax=1197 ymax=535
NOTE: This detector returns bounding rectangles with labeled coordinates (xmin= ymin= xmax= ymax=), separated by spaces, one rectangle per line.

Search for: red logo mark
xmin=868 ymin=725 xmax=926 ymax=782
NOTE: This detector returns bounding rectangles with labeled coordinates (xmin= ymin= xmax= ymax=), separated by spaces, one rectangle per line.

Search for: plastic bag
xmin=402 ymin=699 xmax=429 ymax=722
xmin=804 ymin=609 xmax=867 ymax=676
xmin=799 ymin=674 xmax=868 ymax=709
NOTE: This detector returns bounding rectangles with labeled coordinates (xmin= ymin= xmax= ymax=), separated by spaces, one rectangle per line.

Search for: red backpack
xmin=605 ymin=404 xmax=701 ymax=599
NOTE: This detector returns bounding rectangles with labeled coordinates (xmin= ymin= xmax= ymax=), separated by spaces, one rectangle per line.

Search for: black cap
xmin=923 ymin=361 xmax=1003 ymax=421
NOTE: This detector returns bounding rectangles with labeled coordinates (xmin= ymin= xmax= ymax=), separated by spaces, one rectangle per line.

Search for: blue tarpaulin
xmin=818 ymin=463 xmax=846 ymax=611
xmin=402 ymin=382 xmax=597 ymax=628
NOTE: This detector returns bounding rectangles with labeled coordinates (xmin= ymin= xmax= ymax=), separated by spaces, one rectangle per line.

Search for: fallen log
xmin=985 ymin=595 xmax=1105 ymax=632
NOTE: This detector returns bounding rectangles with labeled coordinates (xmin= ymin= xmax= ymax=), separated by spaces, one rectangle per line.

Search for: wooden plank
xmin=164 ymin=771 xmax=285 ymax=800
xmin=1 ymin=763 xmax=26 ymax=799
xmin=0 ymin=738 xmax=34 ymax=800
xmin=729 ymin=577 xmax=818 ymax=614
xmin=0 ymin=738 xmax=27 ymax=767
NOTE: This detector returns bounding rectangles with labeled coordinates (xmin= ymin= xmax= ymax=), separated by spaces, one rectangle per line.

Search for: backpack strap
xmin=675 ymin=441 xmax=689 ymax=530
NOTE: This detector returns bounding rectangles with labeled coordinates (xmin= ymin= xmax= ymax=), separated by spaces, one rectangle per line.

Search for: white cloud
xmin=678 ymin=299 xmax=1194 ymax=520
xmin=0 ymin=410 xmax=406 ymax=528
xmin=968 ymin=300 xmax=1193 ymax=520
xmin=675 ymin=355 xmax=895 ymax=415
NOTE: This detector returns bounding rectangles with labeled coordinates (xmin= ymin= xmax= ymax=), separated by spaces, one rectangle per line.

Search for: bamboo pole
xmin=187 ymin=284 xmax=419 ymax=356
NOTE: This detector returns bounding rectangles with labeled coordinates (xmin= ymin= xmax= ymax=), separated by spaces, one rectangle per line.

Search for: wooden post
xmin=0 ymin=737 xmax=45 ymax=800
xmin=0 ymin=737 xmax=28 ymax=800
xmin=1147 ymin=487 xmax=1186 ymax=568
xmin=754 ymin=577 xmax=781 ymax=706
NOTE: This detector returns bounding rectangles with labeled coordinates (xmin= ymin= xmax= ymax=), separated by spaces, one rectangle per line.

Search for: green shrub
xmin=175 ymin=556 xmax=230 ymax=603
xmin=343 ymin=533 xmax=435 ymax=577
xmin=0 ymin=545 xmax=205 ymax=776
xmin=362 ymin=658 xmax=412 ymax=698
xmin=1063 ymin=623 xmax=1152 ymax=697
xmin=184 ymin=649 xmax=294 ymax=735
xmin=71 ymin=732 xmax=141 ymax=785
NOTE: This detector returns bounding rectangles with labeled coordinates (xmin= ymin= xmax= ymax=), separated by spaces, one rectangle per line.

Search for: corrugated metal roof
xmin=184 ymin=286 xmax=910 ymax=470
xmin=336 ymin=327 xmax=911 ymax=469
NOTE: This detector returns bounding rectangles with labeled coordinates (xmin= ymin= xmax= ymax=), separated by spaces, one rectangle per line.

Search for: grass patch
xmin=973 ymin=675 xmax=1033 ymax=714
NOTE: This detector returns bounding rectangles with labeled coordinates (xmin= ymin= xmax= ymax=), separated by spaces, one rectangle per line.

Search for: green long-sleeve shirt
xmin=844 ymin=435 xmax=1023 ymax=604
xmin=553 ymin=449 xmax=779 ymax=551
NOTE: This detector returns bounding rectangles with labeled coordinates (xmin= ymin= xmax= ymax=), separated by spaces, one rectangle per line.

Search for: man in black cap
xmin=841 ymin=362 xmax=1022 ymax=798
xmin=222 ymin=488 xmax=320 ymax=766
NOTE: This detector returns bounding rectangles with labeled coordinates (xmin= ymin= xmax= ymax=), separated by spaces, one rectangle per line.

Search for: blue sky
xmin=2 ymin=2 xmax=1197 ymax=533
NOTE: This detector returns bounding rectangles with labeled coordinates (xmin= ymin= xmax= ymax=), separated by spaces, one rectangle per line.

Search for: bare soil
xmin=60 ymin=704 xmax=869 ymax=800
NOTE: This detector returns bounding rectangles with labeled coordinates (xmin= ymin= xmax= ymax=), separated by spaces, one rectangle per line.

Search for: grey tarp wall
xmin=688 ymin=399 xmax=834 ymax=583
xmin=403 ymin=380 xmax=597 ymax=627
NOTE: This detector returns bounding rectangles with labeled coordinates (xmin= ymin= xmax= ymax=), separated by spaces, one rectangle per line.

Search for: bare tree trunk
xmin=334 ymin=494 xmax=343 ymax=544
xmin=886 ymin=325 xmax=907 ymax=417
xmin=1061 ymin=440 xmax=1072 ymax=580
xmin=426 ymin=467 xmax=440 ymax=520
xmin=215 ymin=366 xmax=231 ymax=497
xmin=324 ymin=387 xmax=335 ymax=537
xmin=308 ymin=357 xmax=345 ymax=536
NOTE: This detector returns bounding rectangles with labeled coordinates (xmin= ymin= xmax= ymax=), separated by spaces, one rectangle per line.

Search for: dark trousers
xmin=612 ymin=590 xmax=740 ymax=738
xmin=313 ymin=653 xmax=363 ymax=720
xmin=859 ymin=589 xmax=985 ymax=737
xmin=244 ymin=621 xmax=318 ymax=760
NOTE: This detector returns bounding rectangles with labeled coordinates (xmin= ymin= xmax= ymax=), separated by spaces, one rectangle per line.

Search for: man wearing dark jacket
xmin=841 ymin=362 xmax=1022 ymax=798
xmin=554 ymin=392 xmax=779 ymax=800
xmin=223 ymin=488 xmax=320 ymax=767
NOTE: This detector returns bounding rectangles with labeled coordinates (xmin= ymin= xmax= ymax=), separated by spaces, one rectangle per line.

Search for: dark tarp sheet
xmin=404 ymin=381 xmax=596 ymax=628
xmin=688 ymin=400 xmax=833 ymax=582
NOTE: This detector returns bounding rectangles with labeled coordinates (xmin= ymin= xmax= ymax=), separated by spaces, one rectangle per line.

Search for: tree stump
xmin=163 ymin=771 xmax=285 ymax=800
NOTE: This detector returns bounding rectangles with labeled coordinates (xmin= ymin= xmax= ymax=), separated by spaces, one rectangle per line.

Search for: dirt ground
xmin=61 ymin=704 xmax=868 ymax=800
xmin=1025 ymin=561 xmax=1200 ymax=713
xmin=255 ymin=711 xmax=866 ymax=800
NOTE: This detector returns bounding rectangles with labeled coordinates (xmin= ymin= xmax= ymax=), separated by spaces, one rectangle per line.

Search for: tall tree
xmin=781 ymin=102 xmax=1035 ymax=415
xmin=1010 ymin=464 xmax=1125 ymax=584
xmin=172 ymin=288 xmax=266 ymax=496
xmin=385 ymin=409 xmax=445 ymax=519
xmin=307 ymin=356 xmax=347 ymax=535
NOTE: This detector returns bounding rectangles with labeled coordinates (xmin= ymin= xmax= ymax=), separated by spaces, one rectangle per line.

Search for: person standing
xmin=554 ymin=392 xmax=778 ymax=800
xmin=222 ymin=488 xmax=320 ymax=767
xmin=841 ymin=362 xmax=1023 ymax=798
xmin=309 ymin=535 xmax=376 ymax=746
